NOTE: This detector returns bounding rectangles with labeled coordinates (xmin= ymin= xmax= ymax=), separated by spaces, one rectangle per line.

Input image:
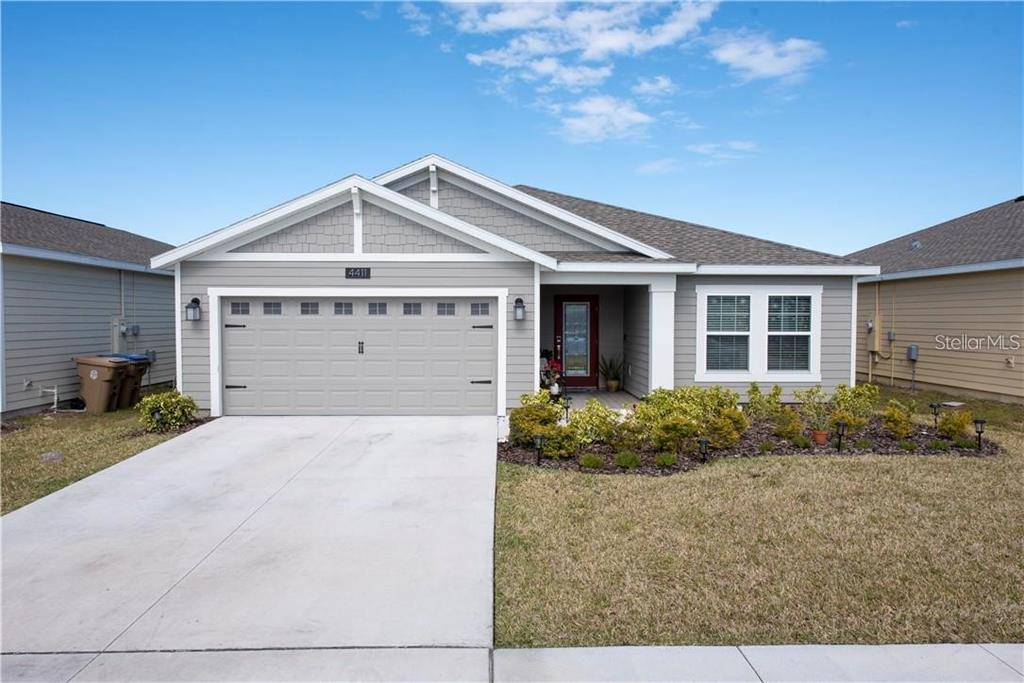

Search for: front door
xmin=554 ymin=295 xmax=599 ymax=389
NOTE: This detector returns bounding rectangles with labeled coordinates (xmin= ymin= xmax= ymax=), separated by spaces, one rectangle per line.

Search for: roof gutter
xmin=0 ymin=243 xmax=172 ymax=276
xmin=696 ymin=264 xmax=880 ymax=276
xmin=857 ymin=258 xmax=1024 ymax=283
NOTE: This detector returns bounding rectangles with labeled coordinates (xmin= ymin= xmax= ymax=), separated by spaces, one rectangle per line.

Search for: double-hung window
xmin=696 ymin=285 xmax=821 ymax=382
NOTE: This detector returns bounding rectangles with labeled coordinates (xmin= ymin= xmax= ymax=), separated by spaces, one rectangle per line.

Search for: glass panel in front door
xmin=563 ymin=302 xmax=590 ymax=377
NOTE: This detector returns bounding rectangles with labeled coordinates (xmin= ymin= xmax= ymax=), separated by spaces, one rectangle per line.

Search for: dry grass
xmin=1 ymin=409 xmax=178 ymax=514
xmin=873 ymin=384 xmax=1023 ymax=432
xmin=495 ymin=428 xmax=1024 ymax=647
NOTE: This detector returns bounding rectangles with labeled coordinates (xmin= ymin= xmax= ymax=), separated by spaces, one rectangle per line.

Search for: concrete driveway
xmin=2 ymin=416 xmax=496 ymax=681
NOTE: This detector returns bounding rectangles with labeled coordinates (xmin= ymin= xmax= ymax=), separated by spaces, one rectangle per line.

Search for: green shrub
xmin=508 ymin=402 xmax=560 ymax=447
xmin=773 ymin=406 xmax=803 ymax=440
xmin=854 ymin=438 xmax=873 ymax=450
xmin=568 ymin=399 xmax=620 ymax=446
xmin=759 ymin=441 xmax=774 ymax=454
xmin=721 ymin=406 xmax=750 ymax=435
xmin=706 ymin=415 xmax=741 ymax=450
xmin=791 ymin=434 xmax=812 ymax=449
xmin=654 ymin=452 xmax=678 ymax=468
xmin=929 ymin=439 xmax=951 ymax=451
xmin=137 ymin=391 xmax=198 ymax=432
xmin=954 ymin=437 xmax=977 ymax=450
xmin=634 ymin=386 xmax=741 ymax=430
xmin=899 ymin=439 xmax=917 ymax=451
xmin=653 ymin=415 xmax=699 ymax=453
xmin=938 ymin=410 xmax=973 ymax=439
xmin=746 ymin=382 xmax=783 ymax=421
xmin=537 ymin=423 xmax=580 ymax=459
xmin=882 ymin=399 xmax=915 ymax=439
xmin=519 ymin=389 xmax=565 ymax=410
xmin=615 ymin=451 xmax=642 ymax=469
xmin=579 ymin=453 xmax=606 ymax=469
xmin=829 ymin=383 xmax=879 ymax=434
xmin=794 ymin=386 xmax=831 ymax=432
xmin=608 ymin=415 xmax=647 ymax=452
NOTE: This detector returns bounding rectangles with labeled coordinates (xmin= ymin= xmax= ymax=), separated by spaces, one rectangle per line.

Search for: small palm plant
xmin=599 ymin=355 xmax=624 ymax=392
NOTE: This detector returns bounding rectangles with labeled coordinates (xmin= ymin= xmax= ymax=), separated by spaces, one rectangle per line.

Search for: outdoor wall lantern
xmin=513 ymin=297 xmax=526 ymax=321
xmin=698 ymin=438 xmax=709 ymax=463
xmin=533 ymin=434 xmax=545 ymax=465
xmin=973 ymin=419 xmax=986 ymax=450
xmin=185 ymin=297 xmax=202 ymax=322
xmin=835 ymin=420 xmax=847 ymax=453
xmin=929 ymin=402 xmax=941 ymax=429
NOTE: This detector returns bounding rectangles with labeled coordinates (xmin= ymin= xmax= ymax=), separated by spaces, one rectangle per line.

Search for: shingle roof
xmin=515 ymin=185 xmax=861 ymax=266
xmin=846 ymin=197 xmax=1024 ymax=274
xmin=1 ymin=202 xmax=172 ymax=267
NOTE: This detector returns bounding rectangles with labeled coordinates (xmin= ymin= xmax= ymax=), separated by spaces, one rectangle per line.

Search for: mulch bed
xmin=122 ymin=416 xmax=215 ymax=440
xmin=499 ymin=415 xmax=1002 ymax=477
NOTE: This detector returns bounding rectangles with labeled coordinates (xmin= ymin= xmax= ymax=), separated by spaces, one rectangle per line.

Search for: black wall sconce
xmin=185 ymin=297 xmax=202 ymax=322
xmin=513 ymin=297 xmax=526 ymax=321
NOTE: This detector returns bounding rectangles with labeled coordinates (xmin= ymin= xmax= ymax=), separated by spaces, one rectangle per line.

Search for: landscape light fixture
xmin=534 ymin=434 xmax=544 ymax=465
xmin=563 ymin=394 xmax=572 ymax=423
xmin=836 ymin=420 xmax=847 ymax=453
xmin=929 ymin=402 xmax=941 ymax=429
xmin=185 ymin=297 xmax=202 ymax=322
xmin=698 ymin=438 xmax=709 ymax=463
xmin=513 ymin=297 xmax=526 ymax=321
xmin=973 ymin=419 xmax=986 ymax=451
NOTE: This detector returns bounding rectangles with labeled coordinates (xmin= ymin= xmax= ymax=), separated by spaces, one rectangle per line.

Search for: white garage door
xmin=221 ymin=297 xmax=497 ymax=415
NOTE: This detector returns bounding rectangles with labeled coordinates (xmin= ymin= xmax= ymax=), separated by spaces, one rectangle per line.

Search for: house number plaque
xmin=345 ymin=267 xmax=371 ymax=279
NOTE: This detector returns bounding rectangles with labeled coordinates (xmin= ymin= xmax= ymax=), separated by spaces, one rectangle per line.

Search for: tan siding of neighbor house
xmin=178 ymin=260 xmax=536 ymax=411
xmin=2 ymin=255 xmax=175 ymax=413
xmin=675 ymin=275 xmax=854 ymax=400
xmin=856 ymin=268 xmax=1024 ymax=402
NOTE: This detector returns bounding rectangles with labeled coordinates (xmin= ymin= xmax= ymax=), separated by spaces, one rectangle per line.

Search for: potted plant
xmin=794 ymin=386 xmax=831 ymax=445
xmin=599 ymin=355 xmax=624 ymax=393
xmin=542 ymin=358 xmax=563 ymax=396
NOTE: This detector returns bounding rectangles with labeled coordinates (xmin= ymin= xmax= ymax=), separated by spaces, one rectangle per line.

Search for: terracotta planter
xmin=605 ymin=379 xmax=621 ymax=393
xmin=811 ymin=429 xmax=829 ymax=445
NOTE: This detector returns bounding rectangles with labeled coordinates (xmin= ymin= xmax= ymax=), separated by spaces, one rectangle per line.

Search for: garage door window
xmin=230 ymin=302 xmax=250 ymax=315
xmin=437 ymin=302 xmax=456 ymax=316
xmin=300 ymin=302 xmax=319 ymax=315
xmin=334 ymin=302 xmax=353 ymax=315
xmin=368 ymin=302 xmax=387 ymax=316
xmin=403 ymin=302 xmax=422 ymax=316
xmin=471 ymin=302 xmax=490 ymax=316
xmin=263 ymin=302 xmax=282 ymax=315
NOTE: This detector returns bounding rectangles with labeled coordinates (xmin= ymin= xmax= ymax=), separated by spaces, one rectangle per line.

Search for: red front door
xmin=554 ymin=295 xmax=599 ymax=389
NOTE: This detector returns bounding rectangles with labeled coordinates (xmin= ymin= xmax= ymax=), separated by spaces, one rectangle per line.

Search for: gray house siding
xmin=674 ymin=275 xmax=853 ymax=399
xmin=623 ymin=285 xmax=650 ymax=396
xmin=232 ymin=202 xmax=354 ymax=253
xmin=2 ymin=255 xmax=175 ymax=413
xmin=178 ymin=260 xmax=536 ymax=411
xmin=362 ymin=201 xmax=481 ymax=253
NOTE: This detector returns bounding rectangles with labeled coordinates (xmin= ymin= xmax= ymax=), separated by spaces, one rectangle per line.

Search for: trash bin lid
xmin=74 ymin=356 xmax=128 ymax=366
xmin=103 ymin=353 xmax=151 ymax=362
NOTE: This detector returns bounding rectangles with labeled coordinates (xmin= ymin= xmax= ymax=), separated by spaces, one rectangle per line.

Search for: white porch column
xmin=648 ymin=274 xmax=677 ymax=391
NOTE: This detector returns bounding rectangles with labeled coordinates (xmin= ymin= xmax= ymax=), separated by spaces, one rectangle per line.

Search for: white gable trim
xmin=0 ymin=243 xmax=173 ymax=276
xmin=374 ymin=154 xmax=673 ymax=260
xmin=151 ymin=176 xmax=557 ymax=269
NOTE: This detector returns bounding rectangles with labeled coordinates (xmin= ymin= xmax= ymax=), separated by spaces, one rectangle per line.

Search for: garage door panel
xmin=222 ymin=297 xmax=496 ymax=415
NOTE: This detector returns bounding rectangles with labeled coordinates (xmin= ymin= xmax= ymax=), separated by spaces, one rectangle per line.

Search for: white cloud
xmin=710 ymin=31 xmax=825 ymax=81
xmin=399 ymin=2 xmax=431 ymax=36
xmin=360 ymin=3 xmax=382 ymax=21
xmin=439 ymin=42 xmax=453 ymax=54
xmin=527 ymin=57 xmax=613 ymax=90
xmin=560 ymin=96 xmax=654 ymax=143
xmin=896 ymin=19 xmax=919 ymax=29
xmin=632 ymin=75 xmax=678 ymax=99
xmin=687 ymin=139 xmax=759 ymax=161
xmin=635 ymin=158 xmax=679 ymax=174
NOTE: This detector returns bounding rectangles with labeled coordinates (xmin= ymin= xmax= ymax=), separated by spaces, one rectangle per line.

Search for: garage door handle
xmin=225 ymin=324 xmax=247 ymax=328
xmin=470 ymin=380 xmax=492 ymax=384
xmin=225 ymin=384 xmax=247 ymax=389
xmin=472 ymin=324 xmax=493 ymax=329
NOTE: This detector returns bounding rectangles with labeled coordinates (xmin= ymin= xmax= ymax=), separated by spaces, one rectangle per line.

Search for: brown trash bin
xmin=73 ymin=356 xmax=128 ymax=414
xmin=104 ymin=354 xmax=152 ymax=409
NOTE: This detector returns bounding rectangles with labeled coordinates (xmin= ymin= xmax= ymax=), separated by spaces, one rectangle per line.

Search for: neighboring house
xmin=0 ymin=202 xmax=176 ymax=415
xmin=848 ymin=197 xmax=1024 ymax=403
xmin=151 ymin=154 xmax=877 ymax=427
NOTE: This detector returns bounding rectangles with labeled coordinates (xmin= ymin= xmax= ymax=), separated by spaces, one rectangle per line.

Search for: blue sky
xmin=2 ymin=2 xmax=1020 ymax=255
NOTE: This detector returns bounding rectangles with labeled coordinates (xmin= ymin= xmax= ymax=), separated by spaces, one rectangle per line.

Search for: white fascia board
xmin=555 ymin=261 xmax=697 ymax=273
xmin=193 ymin=252 xmax=521 ymax=263
xmin=0 ymin=243 xmax=173 ymax=276
xmin=542 ymin=271 xmax=677 ymax=291
xmin=696 ymin=264 xmax=880 ymax=276
xmin=152 ymin=175 xmax=557 ymax=269
xmin=857 ymin=258 xmax=1024 ymax=283
xmin=374 ymin=154 xmax=674 ymax=260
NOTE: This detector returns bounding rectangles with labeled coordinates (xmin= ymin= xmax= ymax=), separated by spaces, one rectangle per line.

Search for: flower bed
xmin=500 ymin=385 xmax=1001 ymax=476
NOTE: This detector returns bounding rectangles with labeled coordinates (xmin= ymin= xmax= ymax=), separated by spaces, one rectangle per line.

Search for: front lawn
xmin=495 ymin=427 xmax=1023 ymax=647
xmin=1 ymin=409 xmax=180 ymax=514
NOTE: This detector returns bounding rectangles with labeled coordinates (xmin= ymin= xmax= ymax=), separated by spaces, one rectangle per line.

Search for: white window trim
xmin=207 ymin=287 xmax=508 ymax=419
xmin=695 ymin=284 xmax=822 ymax=384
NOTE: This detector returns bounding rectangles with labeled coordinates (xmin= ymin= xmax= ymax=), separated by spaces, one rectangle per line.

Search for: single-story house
xmin=0 ymin=202 xmax=176 ymax=415
xmin=151 ymin=155 xmax=878 ymax=428
xmin=848 ymin=197 xmax=1024 ymax=403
